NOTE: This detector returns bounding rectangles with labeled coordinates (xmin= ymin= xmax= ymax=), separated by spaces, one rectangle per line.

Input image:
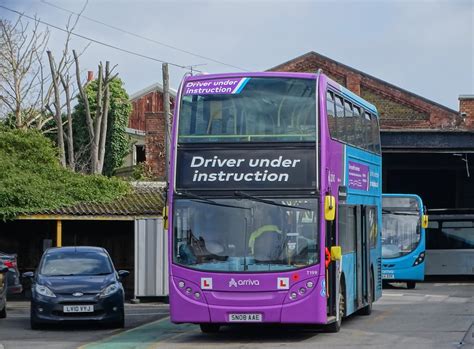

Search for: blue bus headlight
xmin=100 ymin=283 xmax=120 ymax=298
xmin=413 ymin=252 xmax=425 ymax=266
xmin=35 ymin=284 xmax=56 ymax=298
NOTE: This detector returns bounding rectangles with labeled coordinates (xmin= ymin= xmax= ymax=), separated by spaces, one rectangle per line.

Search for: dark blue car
xmin=24 ymin=246 xmax=129 ymax=329
xmin=0 ymin=252 xmax=23 ymax=295
xmin=0 ymin=261 xmax=8 ymax=318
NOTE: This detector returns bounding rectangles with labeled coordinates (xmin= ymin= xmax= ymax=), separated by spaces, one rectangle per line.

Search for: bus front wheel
xmin=406 ymin=281 xmax=416 ymax=289
xmin=200 ymin=323 xmax=220 ymax=333
xmin=325 ymin=281 xmax=345 ymax=333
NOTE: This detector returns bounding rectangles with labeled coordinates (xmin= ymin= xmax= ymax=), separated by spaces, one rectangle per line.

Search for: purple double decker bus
xmin=167 ymin=71 xmax=382 ymax=333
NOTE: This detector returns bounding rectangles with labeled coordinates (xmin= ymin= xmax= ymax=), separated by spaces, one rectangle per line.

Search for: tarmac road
xmin=0 ymin=281 xmax=473 ymax=349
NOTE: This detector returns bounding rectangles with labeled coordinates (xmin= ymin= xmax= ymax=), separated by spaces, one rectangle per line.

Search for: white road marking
xmin=127 ymin=312 xmax=169 ymax=316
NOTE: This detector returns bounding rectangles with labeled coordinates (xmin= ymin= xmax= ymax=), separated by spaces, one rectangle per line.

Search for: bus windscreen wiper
xmin=234 ymin=191 xmax=311 ymax=211
xmin=176 ymin=191 xmax=250 ymax=210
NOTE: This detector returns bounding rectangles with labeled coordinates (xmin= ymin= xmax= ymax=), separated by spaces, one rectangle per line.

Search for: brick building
xmin=270 ymin=51 xmax=474 ymax=209
xmin=270 ymin=51 xmax=466 ymax=130
xmin=128 ymin=83 xmax=176 ymax=179
xmin=459 ymin=95 xmax=474 ymax=128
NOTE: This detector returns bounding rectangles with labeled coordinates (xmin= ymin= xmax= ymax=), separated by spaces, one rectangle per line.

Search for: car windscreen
xmin=40 ymin=251 xmax=113 ymax=276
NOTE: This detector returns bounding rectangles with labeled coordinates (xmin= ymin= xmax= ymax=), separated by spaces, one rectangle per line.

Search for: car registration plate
xmin=382 ymin=273 xmax=395 ymax=279
xmin=63 ymin=305 xmax=94 ymax=313
xmin=228 ymin=313 xmax=262 ymax=322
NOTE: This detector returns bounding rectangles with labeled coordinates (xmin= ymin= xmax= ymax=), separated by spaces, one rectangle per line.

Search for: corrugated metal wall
xmin=134 ymin=218 xmax=168 ymax=297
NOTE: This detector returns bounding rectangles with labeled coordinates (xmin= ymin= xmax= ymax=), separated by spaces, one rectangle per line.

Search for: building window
xmin=134 ymin=145 xmax=146 ymax=165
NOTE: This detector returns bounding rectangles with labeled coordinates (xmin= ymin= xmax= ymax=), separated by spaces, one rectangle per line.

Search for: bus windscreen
xmin=382 ymin=197 xmax=421 ymax=259
xmin=173 ymin=198 xmax=319 ymax=272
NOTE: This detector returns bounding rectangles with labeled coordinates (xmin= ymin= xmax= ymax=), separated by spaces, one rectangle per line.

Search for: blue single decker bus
xmin=381 ymin=194 xmax=428 ymax=289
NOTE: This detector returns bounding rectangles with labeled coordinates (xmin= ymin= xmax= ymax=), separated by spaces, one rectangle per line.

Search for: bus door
xmin=355 ymin=206 xmax=370 ymax=308
xmin=326 ymin=214 xmax=339 ymax=317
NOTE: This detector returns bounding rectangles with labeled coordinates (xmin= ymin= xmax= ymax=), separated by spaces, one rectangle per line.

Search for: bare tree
xmin=0 ymin=16 xmax=50 ymax=129
xmin=46 ymin=50 xmax=66 ymax=166
xmin=74 ymin=50 xmax=117 ymax=174
xmin=44 ymin=14 xmax=88 ymax=170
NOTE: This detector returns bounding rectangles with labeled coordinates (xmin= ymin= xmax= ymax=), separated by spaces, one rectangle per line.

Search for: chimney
xmin=87 ymin=71 xmax=94 ymax=82
xmin=459 ymin=95 xmax=474 ymax=128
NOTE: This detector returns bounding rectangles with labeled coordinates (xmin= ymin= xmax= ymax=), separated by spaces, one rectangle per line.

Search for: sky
xmin=1 ymin=0 xmax=473 ymax=110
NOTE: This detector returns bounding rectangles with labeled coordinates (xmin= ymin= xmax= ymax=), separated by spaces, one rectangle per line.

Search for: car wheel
xmin=199 ymin=324 xmax=220 ymax=333
xmin=406 ymin=281 xmax=416 ymax=289
xmin=0 ymin=304 xmax=6 ymax=319
xmin=30 ymin=308 xmax=42 ymax=330
xmin=110 ymin=309 xmax=125 ymax=329
xmin=30 ymin=316 xmax=41 ymax=330
xmin=115 ymin=316 xmax=125 ymax=329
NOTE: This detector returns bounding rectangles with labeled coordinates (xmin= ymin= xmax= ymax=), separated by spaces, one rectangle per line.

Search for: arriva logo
xmin=228 ymin=278 xmax=260 ymax=287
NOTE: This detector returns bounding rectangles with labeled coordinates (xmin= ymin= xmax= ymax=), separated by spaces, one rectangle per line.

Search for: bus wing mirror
xmin=422 ymin=214 xmax=429 ymax=229
xmin=330 ymin=246 xmax=342 ymax=261
xmin=163 ymin=206 xmax=169 ymax=230
xmin=324 ymin=195 xmax=336 ymax=221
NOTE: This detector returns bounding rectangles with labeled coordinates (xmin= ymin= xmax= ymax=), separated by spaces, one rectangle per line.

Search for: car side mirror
xmin=22 ymin=271 xmax=34 ymax=279
xmin=118 ymin=270 xmax=130 ymax=280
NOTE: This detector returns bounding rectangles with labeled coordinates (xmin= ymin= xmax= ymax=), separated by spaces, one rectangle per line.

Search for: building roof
xmin=270 ymin=51 xmax=458 ymax=115
xmin=19 ymin=184 xmax=165 ymax=220
xmin=129 ymin=82 xmax=177 ymax=101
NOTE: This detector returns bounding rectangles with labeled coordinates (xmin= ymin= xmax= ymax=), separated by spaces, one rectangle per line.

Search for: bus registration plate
xmin=229 ymin=313 xmax=262 ymax=322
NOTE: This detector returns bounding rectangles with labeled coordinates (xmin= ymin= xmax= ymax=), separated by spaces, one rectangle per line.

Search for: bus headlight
xmin=413 ymin=252 xmax=425 ymax=266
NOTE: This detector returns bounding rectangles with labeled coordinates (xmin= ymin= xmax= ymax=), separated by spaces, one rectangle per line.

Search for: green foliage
xmin=131 ymin=162 xmax=154 ymax=181
xmin=1 ymin=113 xmax=16 ymax=129
xmin=0 ymin=127 xmax=131 ymax=220
xmin=73 ymin=78 xmax=132 ymax=175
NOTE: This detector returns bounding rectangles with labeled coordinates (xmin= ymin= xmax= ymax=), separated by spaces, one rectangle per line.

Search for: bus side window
xmin=353 ymin=105 xmax=363 ymax=149
xmin=326 ymin=91 xmax=337 ymax=139
xmin=371 ymin=114 xmax=381 ymax=154
xmin=344 ymin=100 xmax=354 ymax=145
xmin=335 ymin=95 xmax=345 ymax=142
xmin=364 ymin=111 xmax=372 ymax=152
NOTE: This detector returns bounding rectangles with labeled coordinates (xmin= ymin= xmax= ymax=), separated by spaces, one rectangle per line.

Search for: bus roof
xmin=383 ymin=193 xmax=423 ymax=201
xmin=183 ymin=72 xmax=378 ymax=115
xmin=184 ymin=71 xmax=318 ymax=82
